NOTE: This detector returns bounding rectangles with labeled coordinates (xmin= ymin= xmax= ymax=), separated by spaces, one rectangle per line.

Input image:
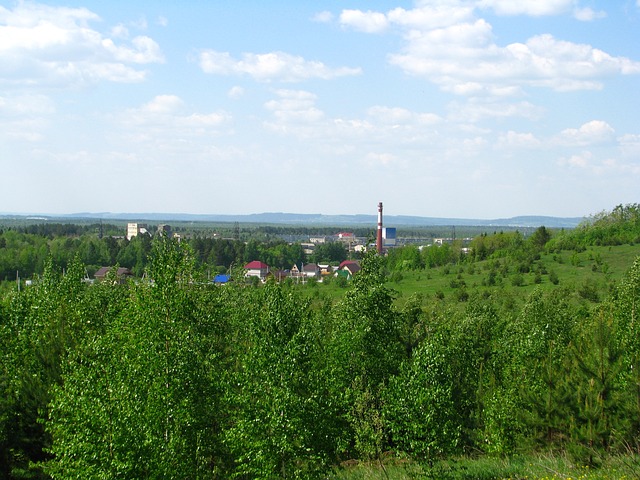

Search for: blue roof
xmin=213 ymin=274 xmax=230 ymax=283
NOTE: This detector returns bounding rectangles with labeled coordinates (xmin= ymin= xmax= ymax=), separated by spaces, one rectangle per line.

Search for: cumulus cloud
xmin=478 ymin=0 xmax=606 ymax=20
xmin=477 ymin=0 xmax=574 ymax=16
xmin=0 ymin=2 xmax=163 ymax=87
xmin=337 ymin=3 xmax=639 ymax=97
xmin=497 ymin=131 xmax=541 ymax=148
xmin=559 ymin=150 xmax=593 ymax=168
xmin=260 ymin=88 xmax=443 ymax=148
xmin=339 ymin=9 xmax=389 ymax=33
xmin=387 ymin=4 xmax=475 ymax=29
xmin=263 ymin=89 xmax=325 ymax=125
xmin=198 ymin=50 xmax=361 ymax=82
xmin=390 ymin=27 xmax=640 ymax=93
xmin=122 ymin=95 xmax=230 ymax=137
xmin=556 ymin=120 xmax=616 ymax=146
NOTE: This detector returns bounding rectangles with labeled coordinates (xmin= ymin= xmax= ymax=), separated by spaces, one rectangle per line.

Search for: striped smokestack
xmin=376 ymin=202 xmax=383 ymax=254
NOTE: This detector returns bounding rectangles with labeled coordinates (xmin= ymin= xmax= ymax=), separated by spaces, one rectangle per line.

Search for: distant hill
xmin=0 ymin=211 xmax=584 ymax=228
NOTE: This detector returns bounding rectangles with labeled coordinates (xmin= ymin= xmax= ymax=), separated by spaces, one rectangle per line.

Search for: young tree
xmin=223 ymin=282 xmax=329 ymax=478
xmin=324 ymin=251 xmax=404 ymax=460
xmin=46 ymin=238 xmax=226 ymax=478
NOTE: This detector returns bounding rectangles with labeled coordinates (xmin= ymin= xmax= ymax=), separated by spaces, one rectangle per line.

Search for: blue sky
xmin=1 ymin=0 xmax=639 ymax=219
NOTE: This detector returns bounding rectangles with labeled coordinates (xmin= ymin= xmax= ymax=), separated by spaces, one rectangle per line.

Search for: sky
xmin=1 ymin=0 xmax=639 ymax=220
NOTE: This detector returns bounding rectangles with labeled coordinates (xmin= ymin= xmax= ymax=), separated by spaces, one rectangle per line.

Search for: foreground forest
xmin=1 ymin=204 xmax=640 ymax=479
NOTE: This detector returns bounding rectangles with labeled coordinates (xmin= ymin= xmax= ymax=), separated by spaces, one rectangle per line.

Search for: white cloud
xmin=497 ymin=131 xmax=541 ymax=148
xmin=263 ymin=89 xmax=325 ymax=126
xmin=122 ymin=95 xmax=230 ymax=137
xmin=198 ymin=50 xmax=361 ymax=82
xmin=556 ymin=120 xmax=615 ymax=146
xmin=557 ymin=149 xmax=639 ymax=176
xmin=572 ymin=7 xmax=606 ymax=21
xmin=140 ymin=94 xmax=184 ymax=114
xmin=560 ymin=150 xmax=593 ymax=168
xmin=228 ymin=86 xmax=245 ymax=99
xmin=339 ymin=9 xmax=389 ymax=33
xmin=448 ymin=99 xmax=544 ymax=122
xmin=340 ymin=3 xmax=474 ymax=32
xmin=0 ymin=2 xmax=164 ymax=87
xmin=477 ymin=0 xmax=573 ymax=16
xmin=387 ymin=4 xmax=475 ymax=29
xmin=339 ymin=3 xmax=639 ymax=97
xmin=366 ymin=106 xmax=441 ymax=126
xmin=390 ymin=25 xmax=640 ymax=94
xmin=102 ymin=36 xmax=163 ymax=64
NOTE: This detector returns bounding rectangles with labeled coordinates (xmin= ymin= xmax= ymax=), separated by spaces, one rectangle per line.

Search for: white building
xmin=126 ymin=223 xmax=149 ymax=241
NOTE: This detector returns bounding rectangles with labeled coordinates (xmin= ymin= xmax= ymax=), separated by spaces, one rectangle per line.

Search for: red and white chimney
xmin=376 ymin=202 xmax=383 ymax=254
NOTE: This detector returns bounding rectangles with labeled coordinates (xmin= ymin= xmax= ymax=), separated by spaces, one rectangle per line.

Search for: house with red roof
xmin=244 ymin=260 xmax=270 ymax=282
xmin=338 ymin=260 xmax=361 ymax=278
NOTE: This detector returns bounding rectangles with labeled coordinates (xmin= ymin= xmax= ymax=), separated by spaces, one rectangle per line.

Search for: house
xmin=318 ymin=264 xmax=333 ymax=275
xmin=94 ymin=267 xmax=133 ymax=283
xmin=244 ymin=260 xmax=270 ymax=281
xmin=300 ymin=243 xmax=315 ymax=255
xmin=302 ymin=263 xmax=320 ymax=278
xmin=338 ymin=260 xmax=361 ymax=278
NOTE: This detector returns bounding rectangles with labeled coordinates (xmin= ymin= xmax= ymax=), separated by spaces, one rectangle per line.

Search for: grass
xmin=329 ymin=452 xmax=640 ymax=479
xmin=304 ymin=244 xmax=640 ymax=310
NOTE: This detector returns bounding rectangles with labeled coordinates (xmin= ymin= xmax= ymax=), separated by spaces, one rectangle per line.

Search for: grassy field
xmin=307 ymin=244 xmax=640 ymax=309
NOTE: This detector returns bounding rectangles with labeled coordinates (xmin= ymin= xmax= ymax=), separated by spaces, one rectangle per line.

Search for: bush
xmin=335 ymin=275 xmax=348 ymax=288
xmin=578 ymin=279 xmax=599 ymax=302
xmin=511 ymin=273 xmax=524 ymax=287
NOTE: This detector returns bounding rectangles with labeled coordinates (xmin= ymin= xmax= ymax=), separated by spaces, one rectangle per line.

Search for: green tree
xmin=223 ymin=283 xmax=328 ymax=478
xmin=46 ymin=238 xmax=225 ymax=478
xmin=0 ymin=256 xmax=92 ymax=478
xmin=384 ymin=327 xmax=463 ymax=460
xmin=325 ymin=251 xmax=404 ymax=460
xmin=564 ymin=310 xmax=625 ymax=463
xmin=310 ymin=242 xmax=347 ymax=265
